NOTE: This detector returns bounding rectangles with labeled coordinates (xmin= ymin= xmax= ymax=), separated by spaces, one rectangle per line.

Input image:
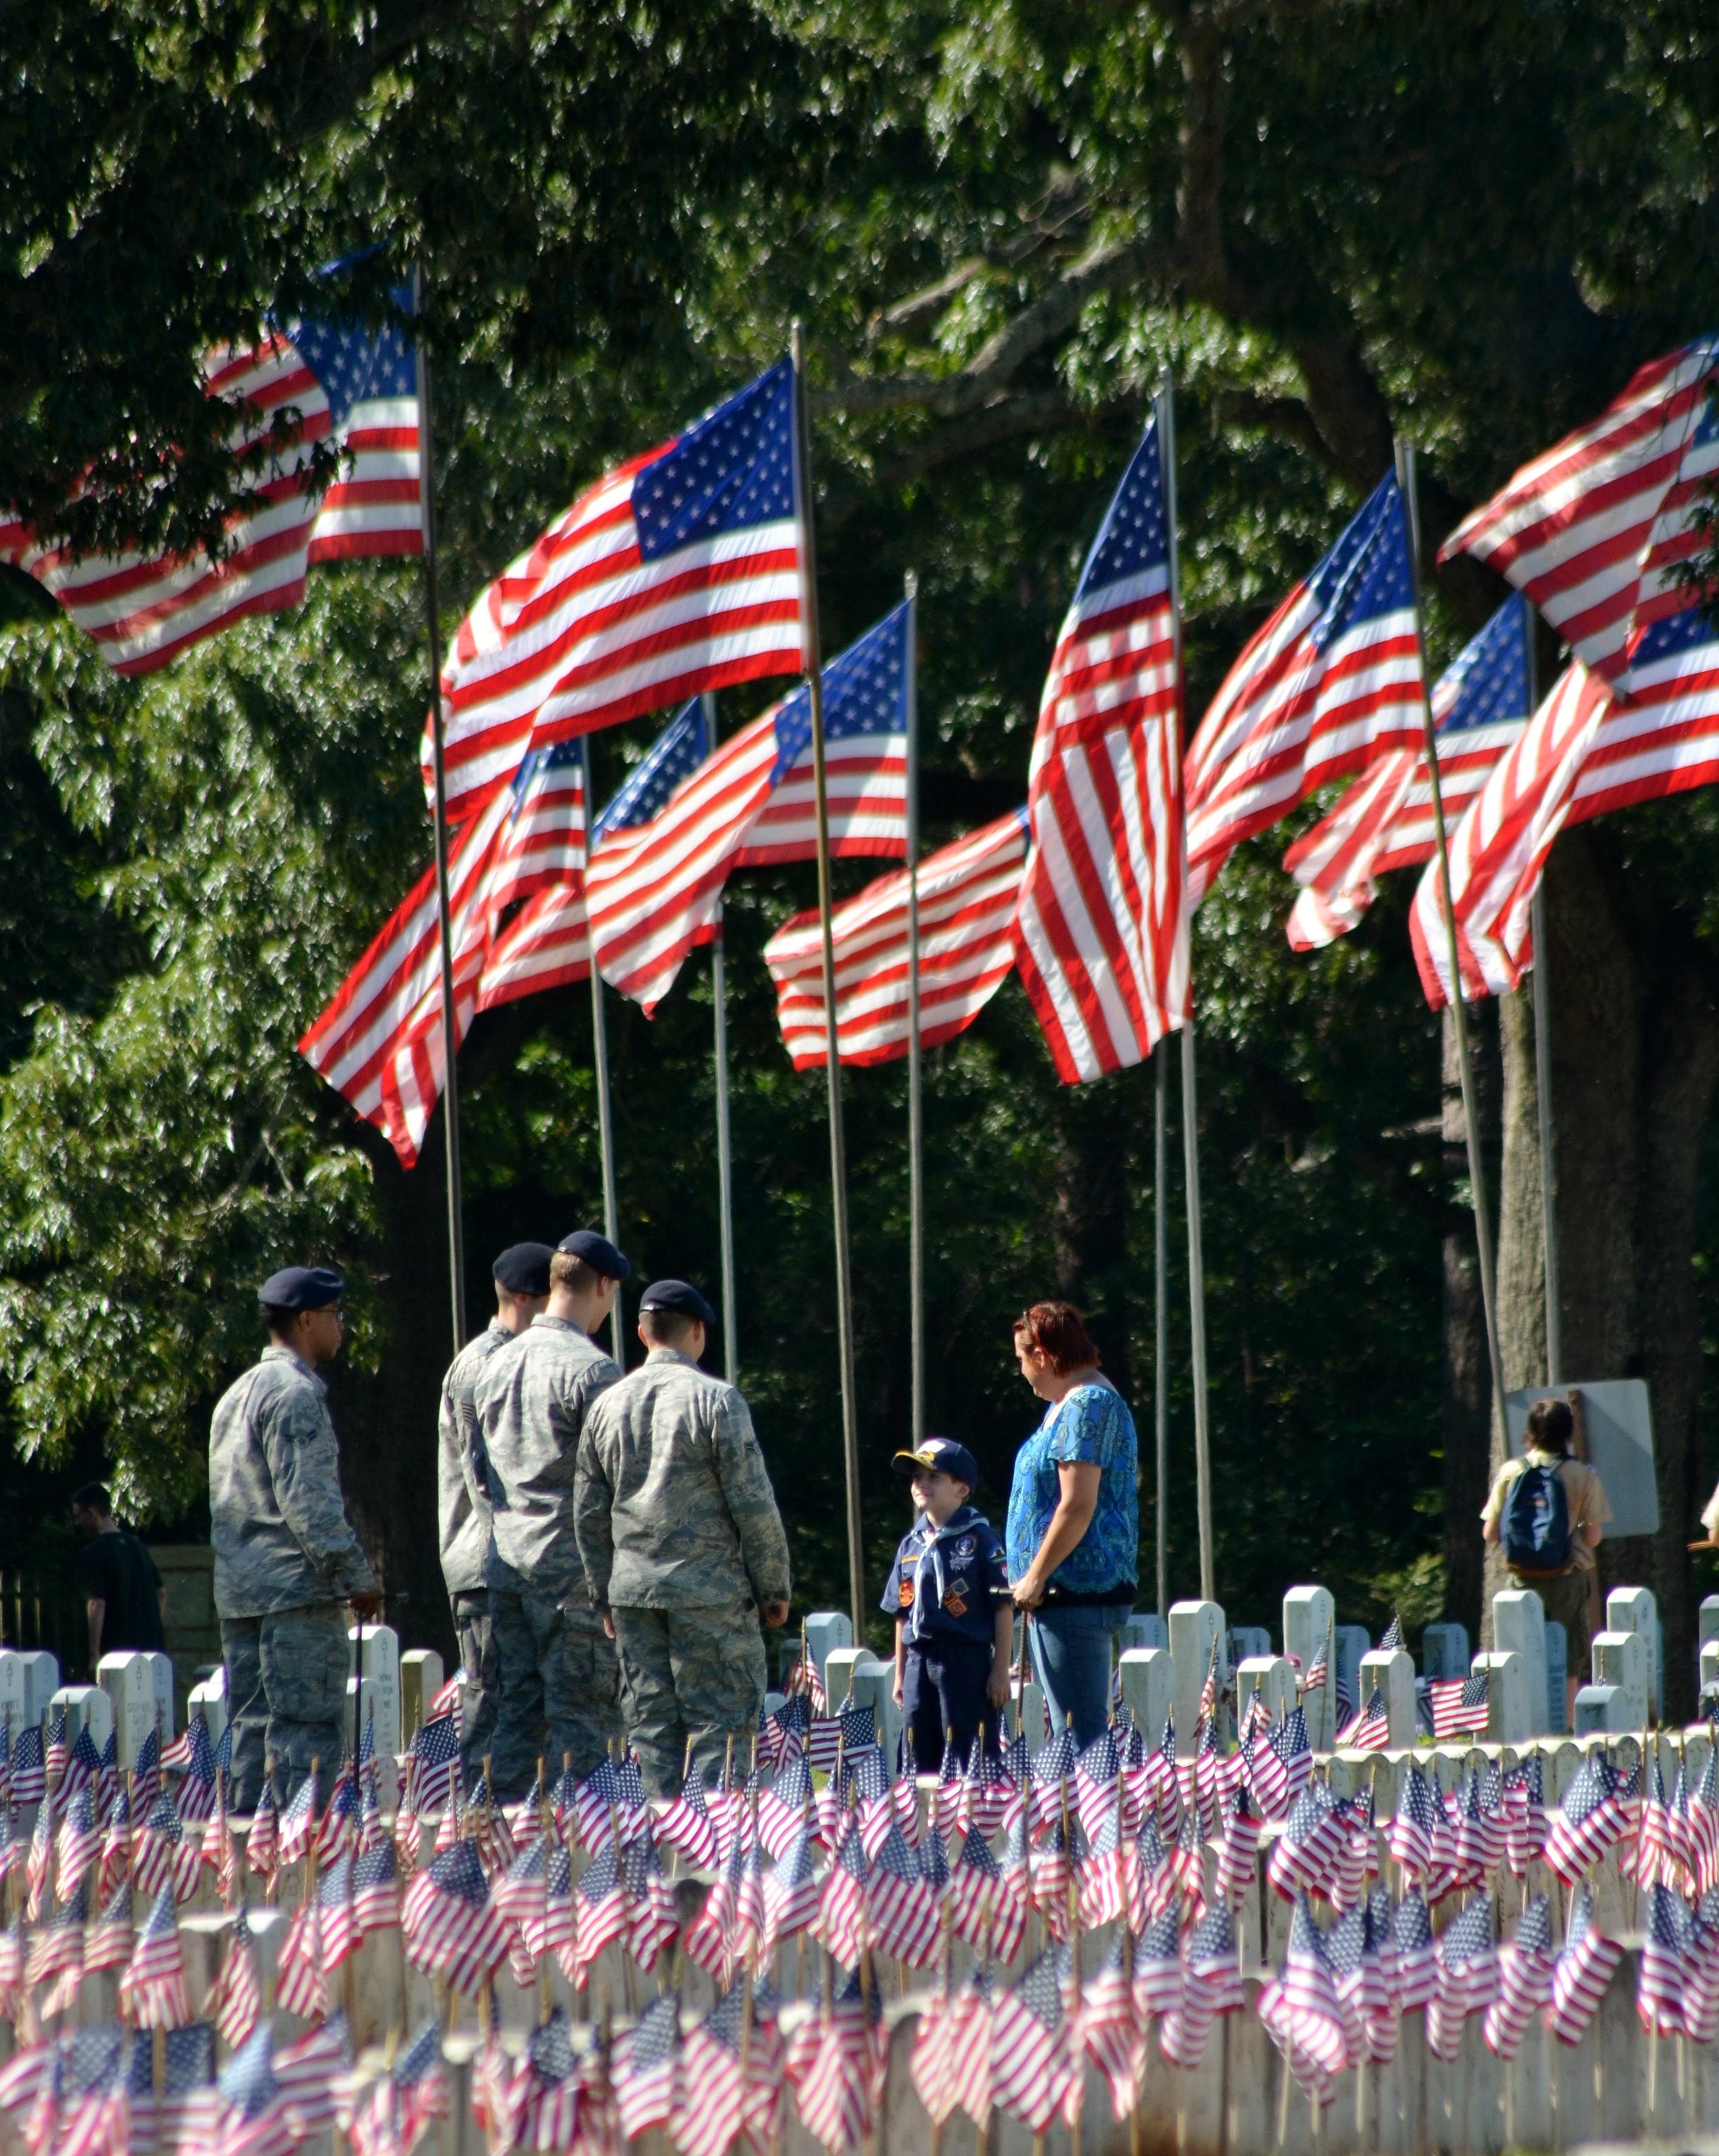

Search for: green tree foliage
xmin=5 ymin=1 xmax=1719 ymax=1659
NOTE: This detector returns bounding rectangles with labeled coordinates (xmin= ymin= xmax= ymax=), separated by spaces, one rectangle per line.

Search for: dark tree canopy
xmin=5 ymin=0 xmax=1719 ymax=1677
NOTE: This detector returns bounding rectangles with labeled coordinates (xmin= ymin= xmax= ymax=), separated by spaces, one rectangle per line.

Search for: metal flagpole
xmin=704 ymin=691 xmax=741 ymax=1386
xmin=904 ymin=573 xmax=926 ymax=1445
xmin=413 ymin=269 xmax=466 ymax=1356
xmin=1395 ymin=439 xmax=1508 ymax=1421
xmin=1154 ymin=376 xmax=1215 ymax=1603
xmin=581 ymin=736 xmax=626 ymax=1372
xmin=792 ymin=322 xmax=867 ymax=1638
xmin=1523 ymin=621 xmax=1564 ymax=1385
xmin=1154 ymin=1041 xmax=1170 ymax=1621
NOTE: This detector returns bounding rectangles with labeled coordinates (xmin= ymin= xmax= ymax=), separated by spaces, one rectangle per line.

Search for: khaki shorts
xmin=1508 ymin=1566 xmax=1593 ymax=1677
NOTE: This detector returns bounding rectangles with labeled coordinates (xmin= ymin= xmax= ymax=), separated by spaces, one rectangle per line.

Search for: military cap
xmin=258 ymin=1264 xmax=346 ymax=1312
xmin=638 ymin=1278 xmax=716 ymax=1325
xmin=557 ymin=1228 xmax=632 ymax=1280
xmin=892 ymin=1435 xmax=980 ymax=1492
xmin=492 ymin=1242 xmax=555 ymax=1296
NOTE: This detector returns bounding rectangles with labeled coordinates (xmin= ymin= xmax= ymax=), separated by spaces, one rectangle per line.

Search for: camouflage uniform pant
xmin=489 ymin=1587 xmax=620 ymax=1799
xmin=611 ymin=1597 xmax=767 ymax=1797
xmin=450 ymin=1589 xmax=501 ymax=1775
xmin=221 ymin=1604 xmax=350 ymax=1813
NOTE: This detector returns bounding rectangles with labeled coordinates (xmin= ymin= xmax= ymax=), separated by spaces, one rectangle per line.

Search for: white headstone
xmin=1589 ymin=1628 xmax=1648 ymax=1730
xmin=1168 ymin=1600 xmax=1224 ymax=1758
xmin=99 ymin=1650 xmax=160 ymax=1769
xmin=1352 ymin=1649 xmax=1417 ymax=1748
xmin=1120 ymin=1614 xmax=1168 ymax=1652
xmin=147 ymin=1652 xmax=175 ymax=1744
xmin=1605 ymin=1587 xmax=1659 ymax=1716
xmin=1421 ymin=1622 xmax=1470 ymax=1679
xmin=13 ymin=1652 xmax=58 ymax=1730
xmin=347 ymin=1625 xmax=398 ymax=1753
xmin=848 ymin=1661 xmax=903 ymax=1773
xmin=399 ymin=1649 xmax=444 ymax=1745
xmin=0 ymin=1652 xmax=27 ymax=1740
xmin=1333 ymin=1627 xmax=1370 ymax=1725
xmin=1015 ymin=1680 xmax=1048 ymax=1749
xmin=1237 ymin=1655 xmax=1296 ymax=1730
xmin=1118 ymin=1647 xmax=1174 ymax=1742
xmin=51 ymin=1684 xmax=113 ymax=1753
xmin=1229 ymin=1626 xmax=1271 ymax=1670
xmin=1703 ymin=1636 xmax=1719 ymax=1703
xmin=803 ymin=1613 xmax=852 ymax=1699
xmin=1283 ymin=1587 xmax=1336 ymax=1748
xmin=1545 ymin=1622 xmax=1569 ymax=1732
xmin=1573 ymin=1682 xmax=1631 ymax=1733
xmin=1492 ymin=1591 xmax=1550 ymax=1736
xmin=822 ymin=1646 xmax=880 ymax=1712
xmin=345 ymin=1674 xmax=400 ymax=1762
xmin=186 ymin=1668 xmax=228 ymax=1750
xmin=1472 ymin=1649 xmax=1531 ymax=1742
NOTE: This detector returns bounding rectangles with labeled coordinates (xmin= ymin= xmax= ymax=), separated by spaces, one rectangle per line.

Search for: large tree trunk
xmin=1493 ymin=832 xmax=1719 ymax=1713
xmin=1442 ymin=1006 xmax=1500 ymax=1645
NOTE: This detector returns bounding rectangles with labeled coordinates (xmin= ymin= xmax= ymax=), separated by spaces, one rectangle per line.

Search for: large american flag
xmin=1408 ymin=661 xmax=1613 ymax=1009
xmin=1185 ymin=470 xmax=1424 ymax=907
xmin=426 ymin=360 xmax=803 ymax=822
xmin=1439 ymin=337 xmax=1719 ymax=683
xmin=475 ymin=701 xmax=708 ymax=1016
xmin=1285 ymin=594 xmax=1531 ymax=949
xmin=1 ymin=301 xmax=421 ymax=676
xmin=763 ymin=808 xmax=1029 ymax=1068
xmin=585 ymin=601 xmax=911 ymax=1014
xmin=1011 ymin=417 xmax=1190 ymax=1083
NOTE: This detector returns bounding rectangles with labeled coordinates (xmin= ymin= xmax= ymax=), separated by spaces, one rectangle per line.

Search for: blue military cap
xmin=492 ymin=1242 xmax=555 ymax=1295
xmin=892 ymin=1435 xmax=981 ymax=1492
xmin=258 ymin=1264 xmax=345 ymax=1312
xmin=639 ymin=1278 xmax=716 ymax=1325
xmin=557 ymin=1228 xmax=631 ymax=1280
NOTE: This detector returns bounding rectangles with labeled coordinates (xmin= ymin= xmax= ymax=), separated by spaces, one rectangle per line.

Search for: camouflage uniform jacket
xmin=437 ymin=1320 xmax=514 ymax=1596
xmin=574 ymin=1347 xmax=792 ymax=1612
xmin=473 ymin=1314 xmax=620 ymax=1603
xmin=208 ymin=1347 xmax=378 ymax=1619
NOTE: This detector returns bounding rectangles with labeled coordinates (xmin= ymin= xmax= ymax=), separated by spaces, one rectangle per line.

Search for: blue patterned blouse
xmin=1004 ymin=1379 xmax=1139 ymax=1596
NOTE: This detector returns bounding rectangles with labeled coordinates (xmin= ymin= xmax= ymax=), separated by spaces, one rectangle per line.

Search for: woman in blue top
xmin=1005 ymin=1300 xmax=1138 ymax=1747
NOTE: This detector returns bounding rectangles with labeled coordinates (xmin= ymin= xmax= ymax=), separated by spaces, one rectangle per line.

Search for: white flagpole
xmin=1154 ymin=1039 xmax=1170 ymax=1621
xmin=905 ymin=573 xmax=925 ymax=1444
xmin=412 ymin=270 xmax=465 ymax=1356
xmin=792 ymin=322 xmax=867 ymax=1637
xmin=703 ymin=691 xmax=741 ymax=1386
xmin=1154 ymin=376 xmax=1215 ymax=1603
xmin=581 ymin=736 xmax=626 ymax=1372
xmin=1523 ymin=619 xmax=1564 ymax=1384
xmin=1395 ymin=439 xmax=1508 ymax=1420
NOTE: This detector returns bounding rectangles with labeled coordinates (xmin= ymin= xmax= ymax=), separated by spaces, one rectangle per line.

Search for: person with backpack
xmin=1481 ymin=1395 xmax=1611 ymax=1717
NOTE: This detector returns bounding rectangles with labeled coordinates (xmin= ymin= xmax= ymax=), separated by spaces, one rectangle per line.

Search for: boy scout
xmin=210 ymin=1266 xmax=379 ymax=1809
xmin=882 ymin=1437 xmax=1011 ymax=1771
xmin=575 ymin=1278 xmax=791 ymax=1796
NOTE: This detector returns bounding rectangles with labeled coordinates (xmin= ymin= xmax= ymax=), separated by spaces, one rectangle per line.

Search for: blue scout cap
xmin=556 ymin=1229 xmax=632 ymax=1280
xmin=639 ymin=1278 xmax=717 ymax=1325
xmin=258 ymin=1265 xmax=345 ymax=1312
xmin=492 ymin=1242 xmax=555 ymax=1296
xmin=892 ymin=1436 xmax=980 ymax=1491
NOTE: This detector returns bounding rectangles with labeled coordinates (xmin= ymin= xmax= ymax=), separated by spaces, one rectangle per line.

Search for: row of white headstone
xmin=782 ymin=1584 xmax=1704 ymax=1766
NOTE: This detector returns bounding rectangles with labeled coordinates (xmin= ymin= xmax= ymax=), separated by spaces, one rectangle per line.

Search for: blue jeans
xmin=1027 ymin=1603 xmax=1127 ymax=1749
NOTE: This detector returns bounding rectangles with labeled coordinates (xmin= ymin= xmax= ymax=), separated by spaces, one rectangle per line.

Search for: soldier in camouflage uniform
xmin=474 ymin=1230 xmax=628 ymax=1798
xmin=209 ymin=1266 xmax=379 ymax=1811
xmin=574 ymin=1278 xmax=792 ymax=1796
xmin=437 ymin=1242 xmax=552 ymax=1774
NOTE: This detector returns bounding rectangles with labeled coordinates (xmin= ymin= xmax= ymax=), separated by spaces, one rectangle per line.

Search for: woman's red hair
xmin=1013 ymin=1300 xmax=1100 ymax=1376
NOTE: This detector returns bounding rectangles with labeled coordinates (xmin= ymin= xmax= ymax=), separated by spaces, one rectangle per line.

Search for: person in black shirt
xmin=72 ymin=1482 xmax=166 ymax=1670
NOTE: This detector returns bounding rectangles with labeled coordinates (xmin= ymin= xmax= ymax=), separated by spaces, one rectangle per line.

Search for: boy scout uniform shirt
xmin=436 ymin=1319 xmax=513 ymax=1596
xmin=208 ymin=1347 xmax=378 ymax=1619
xmin=573 ymin=1347 xmax=791 ymax=1610
xmin=473 ymin=1314 xmax=620 ymax=1604
xmin=880 ymin=1503 xmax=1008 ymax=1645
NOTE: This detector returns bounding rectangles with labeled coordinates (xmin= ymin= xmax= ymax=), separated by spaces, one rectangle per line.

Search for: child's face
xmin=911 ymin=1470 xmax=969 ymax=1524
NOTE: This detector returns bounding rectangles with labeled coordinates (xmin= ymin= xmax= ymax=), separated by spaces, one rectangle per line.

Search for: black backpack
xmin=1501 ymin=1461 xmax=1572 ymax=1576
